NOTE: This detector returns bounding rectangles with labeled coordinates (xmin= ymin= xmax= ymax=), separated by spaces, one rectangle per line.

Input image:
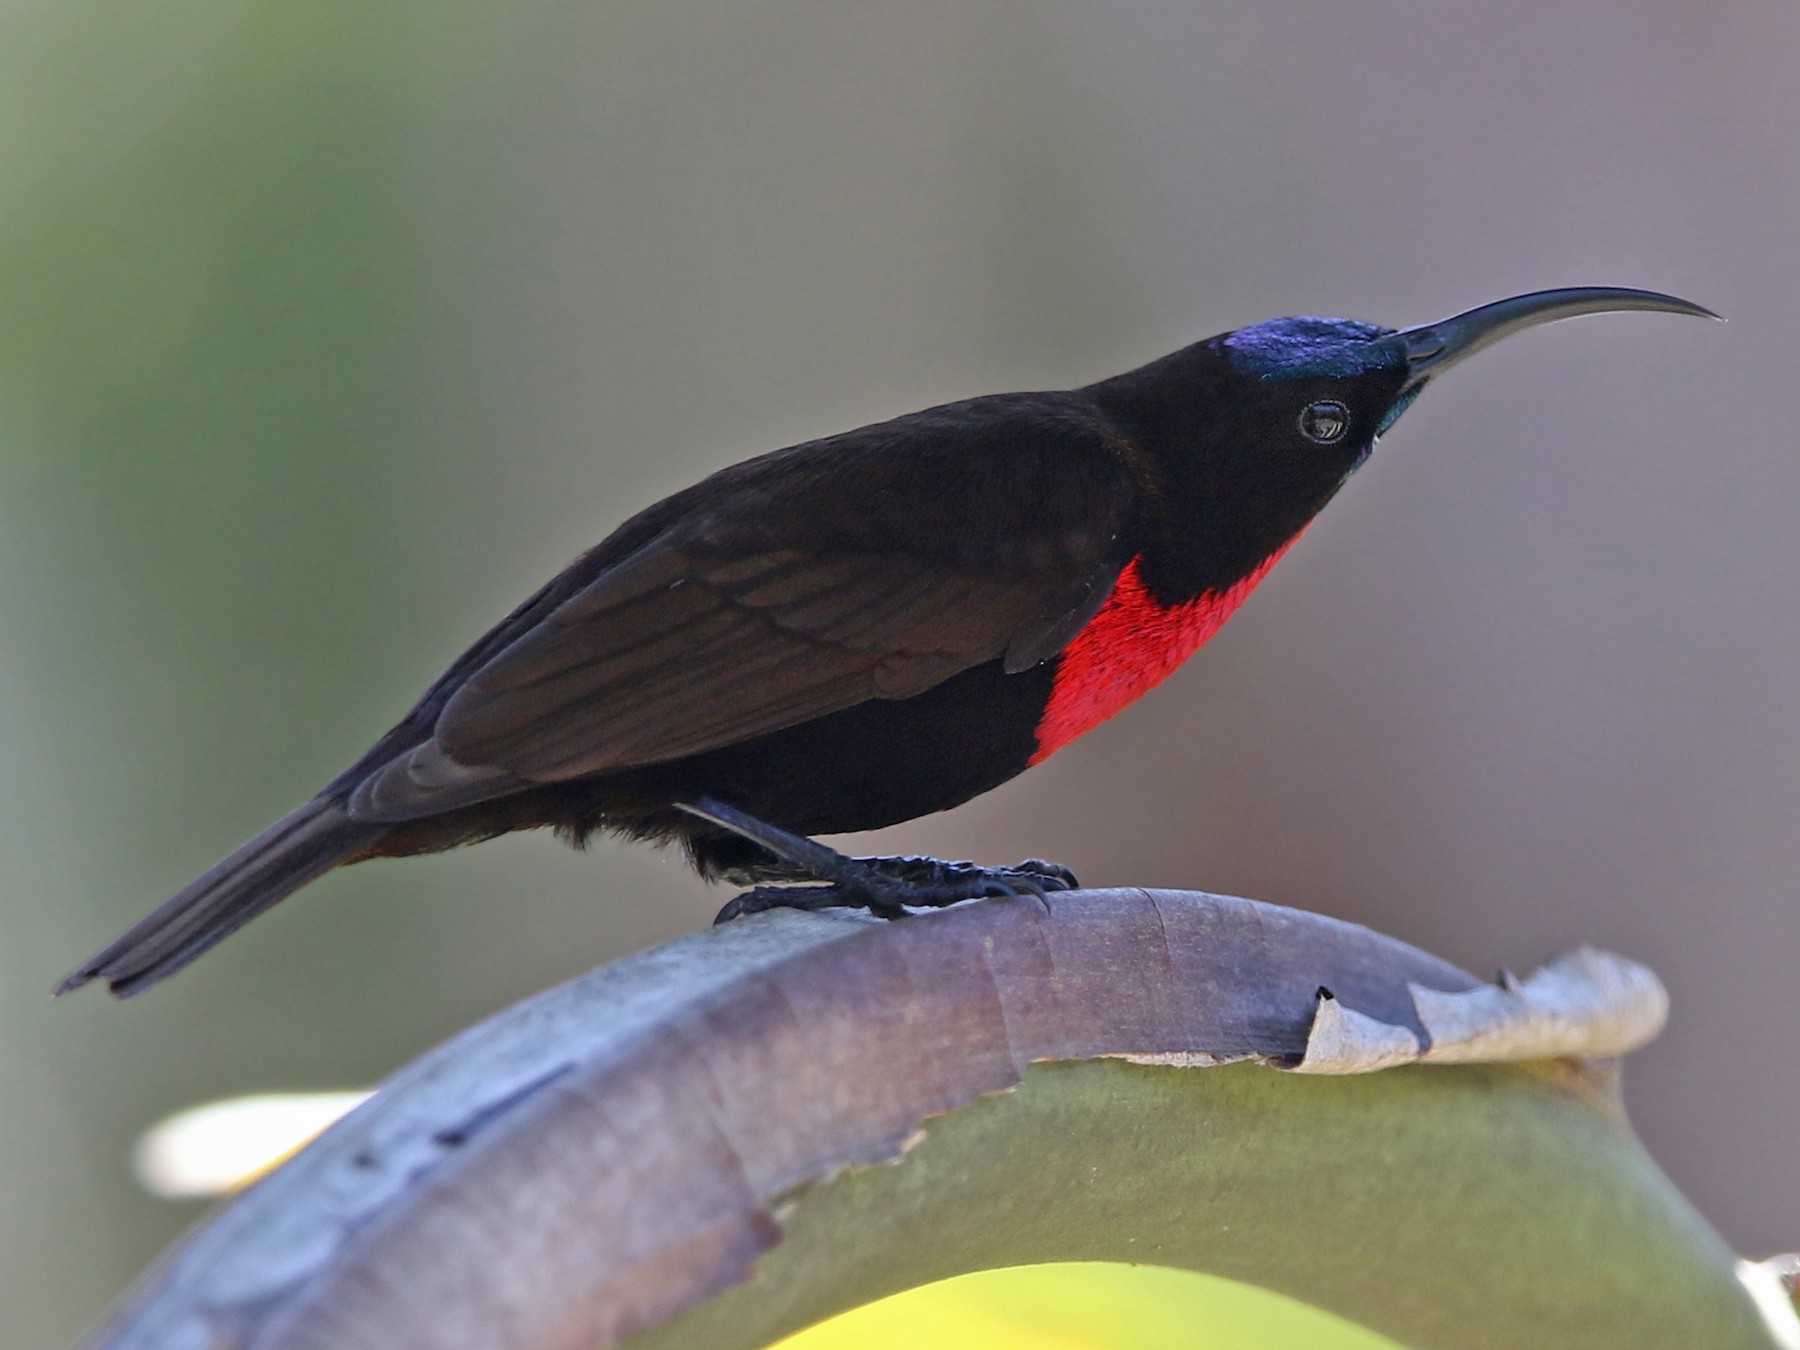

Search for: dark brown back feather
xmin=349 ymin=393 xmax=1137 ymax=822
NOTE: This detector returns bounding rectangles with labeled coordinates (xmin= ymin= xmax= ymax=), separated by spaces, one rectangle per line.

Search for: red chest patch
xmin=1029 ymin=540 xmax=1296 ymax=764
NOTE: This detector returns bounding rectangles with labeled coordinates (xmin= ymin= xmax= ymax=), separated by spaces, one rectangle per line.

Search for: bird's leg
xmin=676 ymin=797 xmax=1079 ymax=925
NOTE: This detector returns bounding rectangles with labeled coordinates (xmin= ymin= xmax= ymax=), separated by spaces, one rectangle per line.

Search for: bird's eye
xmin=1298 ymin=400 xmax=1351 ymax=444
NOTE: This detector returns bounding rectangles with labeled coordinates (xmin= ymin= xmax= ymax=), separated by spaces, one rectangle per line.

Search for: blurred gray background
xmin=3 ymin=2 xmax=1793 ymax=1343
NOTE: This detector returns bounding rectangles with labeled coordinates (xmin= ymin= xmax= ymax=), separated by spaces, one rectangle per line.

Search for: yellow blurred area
xmin=772 ymin=1263 xmax=1401 ymax=1350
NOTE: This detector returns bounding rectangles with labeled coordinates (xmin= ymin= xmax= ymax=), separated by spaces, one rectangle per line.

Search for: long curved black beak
xmin=1382 ymin=287 xmax=1718 ymax=391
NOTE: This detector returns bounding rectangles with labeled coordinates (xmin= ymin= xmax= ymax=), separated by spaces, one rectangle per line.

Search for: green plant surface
xmin=637 ymin=1059 xmax=1781 ymax=1350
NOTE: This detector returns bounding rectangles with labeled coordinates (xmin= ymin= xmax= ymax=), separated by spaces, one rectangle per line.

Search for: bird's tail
xmin=56 ymin=797 xmax=385 ymax=999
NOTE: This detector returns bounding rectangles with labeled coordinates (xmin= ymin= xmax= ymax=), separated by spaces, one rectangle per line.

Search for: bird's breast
xmin=1028 ymin=539 xmax=1296 ymax=763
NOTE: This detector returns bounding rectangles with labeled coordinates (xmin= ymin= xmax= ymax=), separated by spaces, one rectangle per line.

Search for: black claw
xmin=998 ymin=869 xmax=1057 ymax=915
xmin=1014 ymin=859 xmax=1080 ymax=889
xmin=713 ymin=885 xmax=861 ymax=925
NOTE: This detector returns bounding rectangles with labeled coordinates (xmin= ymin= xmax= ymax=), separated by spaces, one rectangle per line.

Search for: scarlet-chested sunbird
xmin=59 ymin=288 xmax=1714 ymax=997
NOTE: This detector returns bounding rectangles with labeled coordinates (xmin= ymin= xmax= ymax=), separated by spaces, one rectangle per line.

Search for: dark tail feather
xmin=56 ymin=797 xmax=385 ymax=999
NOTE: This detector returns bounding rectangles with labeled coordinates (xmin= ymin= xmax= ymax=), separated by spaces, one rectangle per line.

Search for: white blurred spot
xmin=133 ymin=1091 xmax=372 ymax=1199
xmin=1738 ymin=1259 xmax=1800 ymax=1350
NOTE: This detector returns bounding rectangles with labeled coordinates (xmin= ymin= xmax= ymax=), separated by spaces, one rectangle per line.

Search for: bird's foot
xmin=678 ymin=796 xmax=1078 ymax=925
xmin=711 ymin=857 xmax=1079 ymax=925
xmin=858 ymin=854 xmax=1079 ymax=894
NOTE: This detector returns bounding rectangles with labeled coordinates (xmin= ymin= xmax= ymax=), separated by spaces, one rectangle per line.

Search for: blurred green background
xmin=3 ymin=3 xmax=1794 ymax=1344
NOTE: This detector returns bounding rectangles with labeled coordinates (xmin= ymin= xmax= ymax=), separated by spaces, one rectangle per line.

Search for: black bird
xmin=58 ymin=288 xmax=1713 ymax=997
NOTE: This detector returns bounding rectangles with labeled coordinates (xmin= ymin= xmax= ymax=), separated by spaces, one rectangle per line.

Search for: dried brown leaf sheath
xmin=83 ymin=890 xmax=1791 ymax=1350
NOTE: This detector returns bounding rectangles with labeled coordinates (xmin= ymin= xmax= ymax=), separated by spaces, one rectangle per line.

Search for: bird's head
xmin=1218 ymin=287 xmax=1717 ymax=480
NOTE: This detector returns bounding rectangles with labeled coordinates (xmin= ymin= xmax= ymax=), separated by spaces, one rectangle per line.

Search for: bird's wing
xmin=348 ymin=397 xmax=1134 ymax=821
